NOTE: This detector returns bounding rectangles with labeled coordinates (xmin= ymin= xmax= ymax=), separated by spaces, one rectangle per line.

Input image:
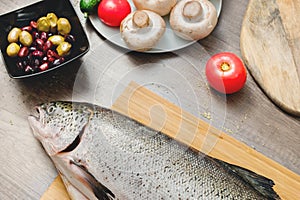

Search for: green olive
xmin=19 ymin=31 xmax=33 ymax=46
xmin=57 ymin=18 xmax=71 ymax=35
xmin=7 ymin=27 xmax=21 ymax=43
xmin=56 ymin=41 xmax=72 ymax=56
xmin=48 ymin=35 xmax=65 ymax=46
xmin=37 ymin=16 xmax=51 ymax=32
xmin=47 ymin=13 xmax=58 ymax=33
xmin=6 ymin=42 xmax=20 ymax=57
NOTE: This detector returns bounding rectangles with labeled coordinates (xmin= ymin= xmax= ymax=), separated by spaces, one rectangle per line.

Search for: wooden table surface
xmin=0 ymin=0 xmax=299 ymax=199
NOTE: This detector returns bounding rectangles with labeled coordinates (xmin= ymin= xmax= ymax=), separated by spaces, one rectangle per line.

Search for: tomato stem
xmin=221 ymin=62 xmax=231 ymax=71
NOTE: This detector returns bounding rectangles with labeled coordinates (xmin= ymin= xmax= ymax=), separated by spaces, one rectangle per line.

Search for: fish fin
xmin=214 ymin=158 xmax=280 ymax=200
xmin=70 ymin=160 xmax=115 ymax=200
xmin=59 ymin=172 xmax=89 ymax=200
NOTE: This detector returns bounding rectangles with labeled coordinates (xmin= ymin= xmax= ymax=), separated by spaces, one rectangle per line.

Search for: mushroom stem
xmin=133 ymin=11 xmax=150 ymax=28
xmin=183 ymin=1 xmax=203 ymax=20
xmin=170 ymin=0 xmax=218 ymax=40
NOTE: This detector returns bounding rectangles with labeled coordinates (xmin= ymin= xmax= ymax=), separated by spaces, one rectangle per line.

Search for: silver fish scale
xmin=68 ymin=107 xmax=265 ymax=200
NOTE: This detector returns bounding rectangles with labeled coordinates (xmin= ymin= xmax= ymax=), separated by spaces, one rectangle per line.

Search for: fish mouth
xmin=29 ymin=106 xmax=44 ymax=123
xmin=28 ymin=105 xmax=46 ymax=140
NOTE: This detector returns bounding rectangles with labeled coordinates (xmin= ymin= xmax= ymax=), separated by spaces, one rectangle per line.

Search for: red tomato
xmin=205 ymin=52 xmax=247 ymax=94
xmin=98 ymin=0 xmax=131 ymax=27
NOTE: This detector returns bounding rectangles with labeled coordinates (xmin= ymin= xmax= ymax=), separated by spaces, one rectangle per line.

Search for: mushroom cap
xmin=170 ymin=0 xmax=218 ymax=41
xmin=120 ymin=10 xmax=166 ymax=52
xmin=133 ymin=0 xmax=177 ymax=16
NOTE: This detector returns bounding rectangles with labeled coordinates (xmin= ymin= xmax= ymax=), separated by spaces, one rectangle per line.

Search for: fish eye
xmin=47 ymin=105 xmax=56 ymax=114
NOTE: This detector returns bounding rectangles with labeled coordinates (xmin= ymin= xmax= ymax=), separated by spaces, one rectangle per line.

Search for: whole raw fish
xmin=28 ymin=101 xmax=280 ymax=199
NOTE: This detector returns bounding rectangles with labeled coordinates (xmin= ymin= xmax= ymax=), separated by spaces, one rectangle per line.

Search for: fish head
xmin=28 ymin=101 xmax=92 ymax=156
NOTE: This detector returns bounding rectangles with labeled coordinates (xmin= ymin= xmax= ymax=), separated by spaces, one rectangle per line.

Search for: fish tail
xmin=214 ymin=158 xmax=281 ymax=200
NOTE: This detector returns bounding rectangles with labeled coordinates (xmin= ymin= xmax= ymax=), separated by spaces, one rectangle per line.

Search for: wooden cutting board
xmin=41 ymin=82 xmax=300 ymax=200
xmin=240 ymin=0 xmax=300 ymax=116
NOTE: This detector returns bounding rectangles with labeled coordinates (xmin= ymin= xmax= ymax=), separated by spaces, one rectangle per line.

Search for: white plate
xmin=89 ymin=0 xmax=222 ymax=53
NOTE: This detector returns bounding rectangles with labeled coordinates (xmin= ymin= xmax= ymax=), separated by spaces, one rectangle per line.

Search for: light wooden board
xmin=41 ymin=176 xmax=70 ymax=200
xmin=240 ymin=0 xmax=300 ymax=116
xmin=42 ymin=82 xmax=300 ymax=200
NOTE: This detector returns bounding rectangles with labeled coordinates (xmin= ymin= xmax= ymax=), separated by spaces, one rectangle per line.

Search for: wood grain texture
xmin=113 ymin=82 xmax=300 ymax=200
xmin=41 ymin=176 xmax=70 ymax=200
xmin=43 ymin=82 xmax=300 ymax=199
xmin=0 ymin=0 xmax=300 ymax=199
xmin=240 ymin=0 xmax=300 ymax=116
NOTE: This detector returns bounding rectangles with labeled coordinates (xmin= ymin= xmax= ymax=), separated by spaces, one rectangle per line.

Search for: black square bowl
xmin=0 ymin=0 xmax=89 ymax=78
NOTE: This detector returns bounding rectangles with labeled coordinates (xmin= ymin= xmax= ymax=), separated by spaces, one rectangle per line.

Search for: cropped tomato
xmin=98 ymin=0 xmax=131 ymax=27
xmin=205 ymin=52 xmax=247 ymax=94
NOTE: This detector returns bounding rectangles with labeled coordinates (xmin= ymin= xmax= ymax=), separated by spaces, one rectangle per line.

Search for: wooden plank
xmin=42 ymin=82 xmax=300 ymax=199
xmin=240 ymin=0 xmax=300 ymax=116
xmin=41 ymin=176 xmax=70 ymax=200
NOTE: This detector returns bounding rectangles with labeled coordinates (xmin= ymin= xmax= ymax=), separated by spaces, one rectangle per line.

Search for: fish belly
xmin=67 ymin=107 xmax=264 ymax=200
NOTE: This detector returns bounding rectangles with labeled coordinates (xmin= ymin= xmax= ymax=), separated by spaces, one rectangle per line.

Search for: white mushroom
xmin=133 ymin=0 xmax=177 ymax=16
xmin=120 ymin=10 xmax=166 ymax=52
xmin=169 ymin=0 xmax=218 ymax=41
